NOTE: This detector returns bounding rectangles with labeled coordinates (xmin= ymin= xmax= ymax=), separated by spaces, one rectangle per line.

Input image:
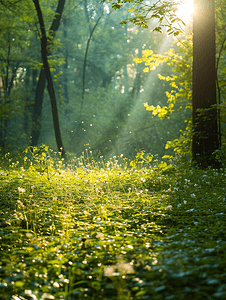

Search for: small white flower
xmin=63 ymin=279 xmax=69 ymax=284
xmin=127 ymin=245 xmax=133 ymax=249
xmin=26 ymin=233 xmax=33 ymax=238
xmin=135 ymin=189 xmax=143 ymax=195
xmin=165 ymin=205 xmax=172 ymax=211
xmin=104 ymin=265 xmax=115 ymax=277
xmin=116 ymin=261 xmax=134 ymax=274
xmin=12 ymin=296 xmax=21 ymax=300
xmin=191 ymin=193 xmax=196 ymax=198
xmin=17 ymin=200 xmax=24 ymax=207
xmin=53 ymin=282 xmax=59 ymax=288
xmin=41 ymin=294 xmax=55 ymax=300
xmin=18 ymin=187 xmax=26 ymax=193
xmin=183 ymin=200 xmax=187 ymax=204
xmin=24 ymin=290 xmax=37 ymax=300
xmin=96 ymin=232 xmax=104 ymax=239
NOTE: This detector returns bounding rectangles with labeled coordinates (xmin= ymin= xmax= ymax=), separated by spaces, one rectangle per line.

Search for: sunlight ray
xmin=109 ymin=35 xmax=174 ymax=157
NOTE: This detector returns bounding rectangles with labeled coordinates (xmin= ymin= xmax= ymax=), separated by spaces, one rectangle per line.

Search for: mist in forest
xmin=0 ymin=0 xmax=192 ymax=159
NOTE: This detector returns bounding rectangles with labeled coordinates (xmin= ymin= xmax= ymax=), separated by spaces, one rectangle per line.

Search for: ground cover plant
xmin=0 ymin=147 xmax=226 ymax=300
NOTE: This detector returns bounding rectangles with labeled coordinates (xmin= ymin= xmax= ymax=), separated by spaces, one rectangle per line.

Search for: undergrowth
xmin=0 ymin=147 xmax=226 ymax=300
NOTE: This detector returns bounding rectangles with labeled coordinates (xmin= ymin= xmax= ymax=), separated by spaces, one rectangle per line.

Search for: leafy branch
xmin=104 ymin=0 xmax=185 ymax=35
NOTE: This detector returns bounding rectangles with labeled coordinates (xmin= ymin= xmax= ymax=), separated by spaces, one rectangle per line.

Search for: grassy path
xmin=0 ymin=157 xmax=226 ymax=299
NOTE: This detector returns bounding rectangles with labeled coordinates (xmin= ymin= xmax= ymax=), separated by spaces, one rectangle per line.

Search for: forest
xmin=0 ymin=0 xmax=226 ymax=299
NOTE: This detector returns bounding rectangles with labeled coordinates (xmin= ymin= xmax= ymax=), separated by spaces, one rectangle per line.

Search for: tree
xmin=192 ymin=0 xmax=219 ymax=167
xmin=30 ymin=0 xmax=65 ymax=147
xmin=32 ymin=0 xmax=66 ymax=158
xmin=0 ymin=0 xmax=34 ymax=153
xmin=106 ymin=0 xmax=221 ymax=167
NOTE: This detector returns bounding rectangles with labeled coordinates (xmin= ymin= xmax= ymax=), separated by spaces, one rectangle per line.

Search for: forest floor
xmin=0 ymin=151 xmax=226 ymax=300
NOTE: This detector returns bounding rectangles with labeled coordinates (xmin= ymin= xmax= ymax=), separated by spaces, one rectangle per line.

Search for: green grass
xmin=0 ymin=150 xmax=226 ymax=300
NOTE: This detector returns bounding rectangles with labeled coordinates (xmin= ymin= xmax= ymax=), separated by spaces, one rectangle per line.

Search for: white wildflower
xmin=18 ymin=187 xmax=26 ymax=193
xmin=165 ymin=205 xmax=172 ymax=211
xmin=41 ymin=294 xmax=55 ymax=300
xmin=116 ymin=261 xmax=134 ymax=274
xmin=53 ymin=282 xmax=59 ymax=288
xmin=63 ymin=279 xmax=69 ymax=284
xmin=104 ymin=265 xmax=116 ymax=277
xmin=96 ymin=232 xmax=104 ymax=239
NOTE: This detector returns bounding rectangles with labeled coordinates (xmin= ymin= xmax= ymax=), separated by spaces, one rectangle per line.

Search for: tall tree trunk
xmin=24 ymin=66 xmax=31 ymax=140
xmin=0 ymin=35 xmax=19 ymax=153
xmin=192 ymin=0 xmax=220 ymax=167
xmin=30 ymin=0 xmax=65 ymax=148
xmin=33 ymin=0 xmax=66 ymax=158
xmin=30 ymin=68 xmax=46 ymax=146
xmin=81 ymin=12 xmax=102 ymax=119
xmin=63 ymin=18 xmax=69 ymax=105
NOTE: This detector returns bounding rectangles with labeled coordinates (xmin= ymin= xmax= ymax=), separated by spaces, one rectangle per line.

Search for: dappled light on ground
xmin=0 ymin=150 xmax=226 ymax=299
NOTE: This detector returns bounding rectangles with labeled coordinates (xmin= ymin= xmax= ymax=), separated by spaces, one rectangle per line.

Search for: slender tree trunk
xmin=24 ymin=66 xmax=30 ymax=139
xmin=81 ymin=13 xmax=103 ymax=105
xmin=0 ymin=35 xmax=19 ymax=153
xmin=30 ymin=68 xmax=46 ymax=146
xmin=30 ymin=0 xmax=65 ymax=148
xmin=63 ymin=18 xmax=69 ymax=105
xmin=131 ymin=72 xmax=141 ymax=99
xmin=33 ymin=0 xmax=66 ymax=158
xmin=192 ymin=0 xmax=220 ymax=167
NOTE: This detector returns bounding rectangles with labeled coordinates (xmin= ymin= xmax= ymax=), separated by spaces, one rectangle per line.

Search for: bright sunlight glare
xmin=176 ymin=0 xmax=194 ymax=22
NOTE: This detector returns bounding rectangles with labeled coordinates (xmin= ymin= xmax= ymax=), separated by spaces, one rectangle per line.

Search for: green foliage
xmin=23 ymin=144 xmax=56 ymax=174
xmin=134 ymin=35 xmax=192 ymax=159
xmin=1 ymin=0 xmax=226 ymax=165
xmin=0 ymin=0 xmax=193 ymax=159
xmin=0 ymin=0 xmax=65 ymax=154
xmin=106 ymin=0 xmax=186 ymax=35
xmin=134 ymin=0 xmax=226 ymax=162
xmin=139 ymin=36 xmax=192 ymax=113
xmin=0 ymin=150 xmax=226 ymax=299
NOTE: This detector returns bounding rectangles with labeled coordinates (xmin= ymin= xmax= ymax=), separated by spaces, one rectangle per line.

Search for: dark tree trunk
xmin=0 ymin=36 xmax=19 ymax=153
xmin=24 ymin=66 xmax=31 ymax=139
xmin=33 ymin=0 xmax=66 ymax=158
xmin=30 ymin=0 xmax=65 ymax=148
xmin=131 ymin=72 xmax=141 ymax=98
xmin=63 ymin=18 xmax=69 ymax=105
xmin=192 ymin=0 xmax=220 ymax=167
xmin=30 ymin=68 xmax=46 ymax=146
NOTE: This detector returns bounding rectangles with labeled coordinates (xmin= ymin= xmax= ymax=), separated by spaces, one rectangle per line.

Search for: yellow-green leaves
xmin=130 ymin=151 xmax=153 ymax=168
xmin=135 ymin=35 xmax=193 ymax=157
xmin=134 ymin=49 xmax=169 ymax=73
xmin=143 ymin=67 xmax=149 ymax=73
xmin=144 ymin=103 xmax=171 ymax=119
